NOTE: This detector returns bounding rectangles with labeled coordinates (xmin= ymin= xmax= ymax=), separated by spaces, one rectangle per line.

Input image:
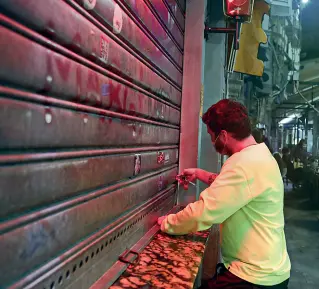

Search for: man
xmin=158 ymin=100 xmax=290 ymax=288
xmin=252 ymin=128 xmax=263 ymax=144
xmin=293 ymin=139 xmax=308 ymax=166
xmin=261 ymin=128 xmax=274 ymax=154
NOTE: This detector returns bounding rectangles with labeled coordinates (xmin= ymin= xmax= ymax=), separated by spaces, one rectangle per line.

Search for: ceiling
xmin=273 ymin=0 xmax=319 ymax=121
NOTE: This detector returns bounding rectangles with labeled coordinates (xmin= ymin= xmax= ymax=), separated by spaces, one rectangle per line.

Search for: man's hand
xmin=177 ymin=168 xmax=218 ymax=188
xmin=185 ymin=168 xmax=218 ymax=186
xmin=208 ymin=173 xmax=218 ymax=185
xmin=157 ymin=216 xmax=166 ymax=227
xmin=182 ymin=168 xmax=198 ymax=182
xmin=176 ymin=168 xmax=198 ymax=190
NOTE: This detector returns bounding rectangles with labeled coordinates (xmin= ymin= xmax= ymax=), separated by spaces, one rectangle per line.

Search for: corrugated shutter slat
xmin=0 ymin=0 xmax=184 ymax=288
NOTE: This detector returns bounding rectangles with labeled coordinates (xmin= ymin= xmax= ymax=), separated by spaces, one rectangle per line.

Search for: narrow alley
xmin=285 ymin=187 xmax=319 ymax=289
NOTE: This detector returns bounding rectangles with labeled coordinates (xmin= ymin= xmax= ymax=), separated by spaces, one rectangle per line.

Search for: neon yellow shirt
xmin=161 ymin=143 xmax=291 ymax=286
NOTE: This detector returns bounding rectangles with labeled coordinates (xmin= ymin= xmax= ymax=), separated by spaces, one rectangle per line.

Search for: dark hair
xmin=273 ymin=152 xmax=285 ymax=173
xmin=297 ymin=139 xmax=305 ymax=147
xmin=202 ymin=99 xmax=252 ymax=140
xmin=252 ymin=128 xmax=263 ymax=143
xmin=282 ymin=147 xmax=290 ymax=155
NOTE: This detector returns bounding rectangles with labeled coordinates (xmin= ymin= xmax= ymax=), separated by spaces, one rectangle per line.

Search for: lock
xmin=176 ymin=174 xmax=195 ymax=190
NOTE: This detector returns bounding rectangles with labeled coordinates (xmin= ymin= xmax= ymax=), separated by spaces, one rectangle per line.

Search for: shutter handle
xmin=119 ymin=249 xmax=140 ymax=265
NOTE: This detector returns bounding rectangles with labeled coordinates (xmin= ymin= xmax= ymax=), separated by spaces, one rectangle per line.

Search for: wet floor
xmin=284 ymin=185 xmax=319 ymax=289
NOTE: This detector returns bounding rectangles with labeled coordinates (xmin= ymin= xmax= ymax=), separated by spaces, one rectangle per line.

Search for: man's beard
xmin=214 ymin=139 xmax=231 ymax=156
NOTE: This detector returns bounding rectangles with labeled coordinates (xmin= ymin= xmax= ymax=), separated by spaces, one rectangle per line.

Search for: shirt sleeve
xmin=161 ymin=163 xmax=253 ymax=235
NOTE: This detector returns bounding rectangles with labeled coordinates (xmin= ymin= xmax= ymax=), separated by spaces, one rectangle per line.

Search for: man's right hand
xmin=183 ymin=168 xmax=218 ymax=186
xmin=182 ymin=168 xmax=198 ymax=182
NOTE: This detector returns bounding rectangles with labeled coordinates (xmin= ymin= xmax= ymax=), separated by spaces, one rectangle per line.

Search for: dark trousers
xmin=199 ymin=264 xmax=289 ymax=289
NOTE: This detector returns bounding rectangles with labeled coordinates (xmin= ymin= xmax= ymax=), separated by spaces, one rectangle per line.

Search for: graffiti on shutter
xmin=0 ymin=0 xmax=185 ymax=288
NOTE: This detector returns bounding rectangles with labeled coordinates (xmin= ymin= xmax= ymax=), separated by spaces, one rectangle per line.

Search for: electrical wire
xmin=295 ymin=83 xmax=319 ymax=114
xmin=268 ymin=40 xmax=295 ymax=100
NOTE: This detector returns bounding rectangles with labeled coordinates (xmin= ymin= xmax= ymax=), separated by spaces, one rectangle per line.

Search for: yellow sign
xmin=234 ymin=0 xmax=270 ymax=76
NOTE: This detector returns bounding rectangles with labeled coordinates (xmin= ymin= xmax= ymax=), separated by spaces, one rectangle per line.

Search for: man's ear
xmin=220 ymin=130 xmax=227 ymax=140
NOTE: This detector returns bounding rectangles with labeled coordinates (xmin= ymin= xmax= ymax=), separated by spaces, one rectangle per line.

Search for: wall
xmin=198 ymin=0 xmax=226 ymax=281
xmin=177 ymin=0 xmax=206 ymax=206
xmin=198 ymin=1 xmax=226 ymax=194
xmin=176 ymin=0 xmax=227 ymax=282
xmin=176 ymin=0 xmax=226 ymax=282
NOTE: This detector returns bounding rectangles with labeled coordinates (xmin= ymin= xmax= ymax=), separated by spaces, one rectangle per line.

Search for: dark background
xmin=301 ymin=0 xmax=319 ymax=61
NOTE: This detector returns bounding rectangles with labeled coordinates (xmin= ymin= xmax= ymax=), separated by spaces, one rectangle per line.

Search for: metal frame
xmin=9 ymin=188 xmax=178 ymax=289
xmin=91 ymin=204 xmax=182 ymax=289
xmin=204 ymin=21 xmax=241 ymax=50
xmin=205 ymin=0 xmax=256 ymax=50
xmin=178 ymin=0 xmax=206 ymax=206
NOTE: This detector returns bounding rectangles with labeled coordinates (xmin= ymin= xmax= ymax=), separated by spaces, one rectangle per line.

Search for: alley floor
xmin=284 ymin=186 xmax=319 ymax=289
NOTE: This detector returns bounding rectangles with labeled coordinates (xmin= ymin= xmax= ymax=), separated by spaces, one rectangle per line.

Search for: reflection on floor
xmin=284 ymin=184 xmax=319 ymax=289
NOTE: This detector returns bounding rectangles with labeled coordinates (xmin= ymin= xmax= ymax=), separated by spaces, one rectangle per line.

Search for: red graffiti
xmin=55 ymin=57 xmax=71 ymax=82
xmin=71 ymin=32 xmax=82 ymax=52
xmin=87 ymin=70 xmax=101 ymax=106
xmin=130 ymin=123 xmax=143 ymax=138
xmin=109 ymin=80 xmax=125 ymax=113
xmin=138 ymin=92 xmax=143 ymax=112
xmin=75 ymin=65 xmax=83 ymax=103
xmin=144 ymin=69 xmax=151 ymax=89
xmin=75 ymin=67 xmax=101 ymax=106
xmin=139 ymin=65 xmax=144 ymax=82
xmin=128 ymin=103 xmax=136 ymax=116
xmin=73 ymin=32 xmax=81 ymax=44
xmin=122 ymin=86 xmax=128 ymax=113
xmin=138 ymin=1 xmax=146 ymax=22
xmin=126 ymin=89 xmax=142 ymax=117
xmin=110 ymin=41 xmax=121 ymax=69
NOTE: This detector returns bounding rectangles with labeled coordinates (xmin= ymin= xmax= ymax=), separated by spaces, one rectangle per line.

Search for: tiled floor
xmin=284 ymin=186 xmax=319 ymax=289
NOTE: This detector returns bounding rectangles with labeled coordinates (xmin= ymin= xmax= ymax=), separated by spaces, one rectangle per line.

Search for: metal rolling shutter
xmin=0 ymin=0 xmax=185 ymax=288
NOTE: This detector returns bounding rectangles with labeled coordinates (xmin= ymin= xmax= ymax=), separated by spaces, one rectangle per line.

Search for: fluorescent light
xmin=279 ymin=113 xmax=301 ymax=125
xmin=279 ymin=116 xmax=294 ymax=125
xmin=302 ymin=0 xmax=309 ymax=3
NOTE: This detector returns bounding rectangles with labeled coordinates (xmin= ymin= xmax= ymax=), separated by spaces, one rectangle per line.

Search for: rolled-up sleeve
xmin=161 ymin=164 xmax=253 ymax=235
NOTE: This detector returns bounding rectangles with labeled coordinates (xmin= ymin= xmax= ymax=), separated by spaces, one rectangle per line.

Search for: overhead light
xmin=302 ymin=0 xmax=309 ymax=3
xmin=279 ymin=113 xmax=301 ymax=125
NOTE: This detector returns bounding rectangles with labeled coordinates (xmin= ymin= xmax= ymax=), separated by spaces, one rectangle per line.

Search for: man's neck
xmin=230 ymin=136 xmax=258 ymax=155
